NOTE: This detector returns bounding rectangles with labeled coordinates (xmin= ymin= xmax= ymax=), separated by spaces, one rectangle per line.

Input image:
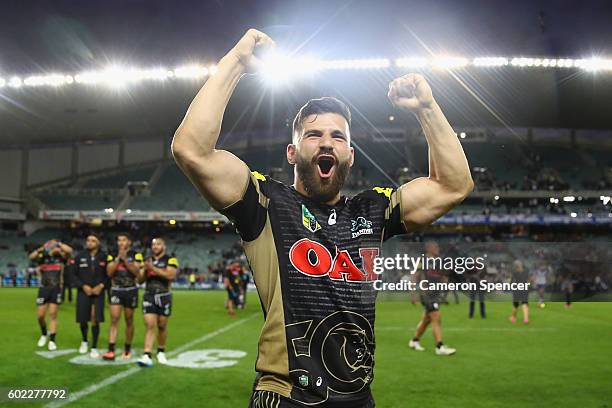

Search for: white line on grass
xmin=44 ymin=313 xmax=259 ymax=408
xmin=377 ymin=326 xmax=558 ymax=332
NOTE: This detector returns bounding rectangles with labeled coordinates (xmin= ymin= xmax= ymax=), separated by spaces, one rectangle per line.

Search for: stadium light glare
xmin=577 ymin=57 xmax=612 ymax=72
xmin=431 ymin=56 xmax=468 ymax=70
xmin=0 ymin=77 xmax=5 ymax=87
xmin=322 ymin=58 xmax=390 ymax=70
xmin=459 ymin=132 xmax=467 ymax=138
xmin=9 ymin=76 xmax=22 ymax=88
xmin=473 ymin=57 xmax=508 ymax=67
xmin=169 ymin=219 xmax=177 ymax=225
xmin=570 ymin=212 xmax=577 ymax=218
xmin=259 ymin=52 xmax=322 ymax=86
xmin=395 ymin=57 xmax=428 ymax=68
xmin=563 ymin=196 xmax=576 ymax=202
xmin=173 ymin=65 xmax=209 ymax=79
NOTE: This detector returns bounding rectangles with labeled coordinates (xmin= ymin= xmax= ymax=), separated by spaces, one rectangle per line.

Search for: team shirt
xmin=221 ymin=171 xmax=405 ymax=406
xmin=145 ymin=254 xmax=178 ymax=293
xmin=70 ymin=250 xmax=109 ymax=289
xmin=107 ymin=250 xmax=143 ymax=288
xmin=35 ymin=251 xmax=65 ymax=287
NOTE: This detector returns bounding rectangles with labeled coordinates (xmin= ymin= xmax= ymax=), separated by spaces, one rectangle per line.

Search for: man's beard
xmin=296 ymin=153 xmax=350 ymax=203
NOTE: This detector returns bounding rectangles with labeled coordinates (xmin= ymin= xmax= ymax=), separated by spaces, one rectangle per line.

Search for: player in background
xmin=534 ymin=261 xmax=550 ymax=308
xmin=102 ymin=233 xmax=143 ymax=361
xmin=409 ymin=241 xmax=456 ymax=355
xmin=224 ymin=261 xmax=243 ymax=316
xmin=509 ymin=259 xmax=530 ymax=324
xmin=70 ymin=234 xmax=108 ymax=358
xmin=29 ymin=239 xmax=73 ymax=350
xmin=137 ymin=237 xmax=178 ymax=367
xmin=238 ymin=266 xmax=250 ymax=309
xmin=467 ymin=258 xmax=486 ymax=318
xmin=560 ymin=271 xmax=574 ymax=309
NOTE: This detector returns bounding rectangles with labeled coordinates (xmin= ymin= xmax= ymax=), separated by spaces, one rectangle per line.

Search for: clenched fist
xmin=388 ymin=74 xmax=435 ymax=113
xmin=229 ymin=28 xmax=275 ymax=73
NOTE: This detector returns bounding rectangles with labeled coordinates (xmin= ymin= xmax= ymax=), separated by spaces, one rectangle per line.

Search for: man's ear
xmin=287 ymin=144 xmax=296 ymax=165
xmin=349 ymin=146 xmax=355 ymax=167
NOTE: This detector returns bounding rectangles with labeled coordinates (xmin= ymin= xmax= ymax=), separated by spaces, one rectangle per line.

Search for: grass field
xmin=0 ymin=288 xmax=611 ymax=408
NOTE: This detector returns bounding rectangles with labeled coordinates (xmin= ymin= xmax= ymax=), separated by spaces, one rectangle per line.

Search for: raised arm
xmin=171 ymin=29 xmax=275 ymax=210
xmin=388 ymin=74 xmax=474 ymax=231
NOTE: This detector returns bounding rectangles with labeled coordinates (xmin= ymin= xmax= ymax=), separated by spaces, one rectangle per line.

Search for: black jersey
xmin=221 ymin=171 xmax=405 ymax=406
xmin=71 ymin=250 xmax=109 ymax=289
xmin=107 ymin=250 xmax=143 ymax=288
xmin=36 ymin=252 xmax=65 ymax=287
xmin=145 ymin=254 xmax=178 ymax=293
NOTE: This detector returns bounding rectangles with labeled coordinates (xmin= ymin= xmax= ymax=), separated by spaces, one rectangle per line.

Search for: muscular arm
xmin=107 ymin=260 xmax=118 ymax=277
xmin=172 ymin=29 xmax=274 ymax=210
xmin=388 ymin=74 xmax=473 ymax=231
xmin=151 ymin=266 xmax=177 ymax=281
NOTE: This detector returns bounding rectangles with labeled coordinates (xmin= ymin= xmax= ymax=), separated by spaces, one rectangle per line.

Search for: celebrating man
xmin=102 ymin=233 xmax=143 ymax=361
xmin=173 ymin=29 xmax=473 ymax=407
xmin=137 ymin=237 xmax=178 ymax=367
xmin=30 ymin=240 xmax=73 ymax=351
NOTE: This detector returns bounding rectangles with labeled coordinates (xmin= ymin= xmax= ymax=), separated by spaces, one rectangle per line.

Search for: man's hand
xmin=388 ymin=74 xmax=435 ymax=113
xmin=144 ymin=259 xmax=156 ymax=276
xmin=229 ymin=28 xmax=275 ymax=74
xmin=83 ymin=284 xmax=93 ymax=296
xmin=91 ymin=284 xmax=104 ymax=296
xmin=117 ymin=248 xmax=128 ymax=263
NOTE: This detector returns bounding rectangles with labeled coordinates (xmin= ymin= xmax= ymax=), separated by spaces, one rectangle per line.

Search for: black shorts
xmin=108 ymin=287 xmax=138 ymax=309
xmin=76 ymin=291 xmax=105 ymax=323
xmin=143 ymin=292 xmax=172 ymax=316
xmin=227 ymin=287 xmax=240 ymax=303
xmin=512 ymin=291 xmax=529 ymax=306
xmin=248 ymin=391 xmax=375 ymax=408
xmin=36 ymin=286 xmax=62 ymax=305
xmin=420 ymin=293 xmax=441 ymax=313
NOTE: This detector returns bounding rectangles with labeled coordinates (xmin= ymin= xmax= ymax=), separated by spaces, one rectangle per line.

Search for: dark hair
xmin=292 ymin=97 xmax=351 ymax=140
xmin=116 ymin=232 xmax=132 ymax=241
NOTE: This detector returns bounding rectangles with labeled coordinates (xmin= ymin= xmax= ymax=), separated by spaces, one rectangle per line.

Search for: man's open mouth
xmin=316 ymin=155 xmax=336 ymax=179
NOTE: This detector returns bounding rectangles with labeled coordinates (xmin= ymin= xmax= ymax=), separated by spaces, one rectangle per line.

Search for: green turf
xmin=0 ymin=288 xmax=610 ymax=407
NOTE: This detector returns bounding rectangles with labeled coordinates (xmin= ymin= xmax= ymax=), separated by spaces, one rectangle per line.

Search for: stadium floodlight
xmin=168 ymin=219 xmax=177 ymax=225
xmin=259 ymin=52 xmax=322 ymax=86
xmin=104 ymin=208 xmax=114 ymax=213
xmin=8 ymin=76 xmax=22 ymax=88
xmin=23 ymin=74 xmax=74 ymax=87
xmin=431 ymin=56 xmax=469 ymax=70
xmin=576 ymin=57 xmax=612 ymax=72
xmin=173 ymin=65 xmax=209 ymax=79
xmin=321 ymin=58 xmax=390 ymax=70
xmin=459 ymin=132 xmax=467 ymax=138
xmin=473 ymin=57 xmax=509 ymax=67
xmin=395 ymin=57 xmax=428 ymax=68
xmin=494 ymin=195 xmax=500 ymax=200
xmin=0 ymin=77 xmax=5 ymax=88
xmin=570 ymin=212 xmax=577 ymax=218
xmin=563 ymin=196 xmax=576 ymax=202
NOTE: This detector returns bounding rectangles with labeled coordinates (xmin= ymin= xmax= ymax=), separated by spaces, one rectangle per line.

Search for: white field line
xmin=377 ymin=326 xmax=558 ymax=332
xmin=45 ymin=314 xmax=258 ymax=408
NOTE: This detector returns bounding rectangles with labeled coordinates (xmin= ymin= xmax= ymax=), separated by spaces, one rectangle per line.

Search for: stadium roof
xmin=2 ymin=0 xmax=612 ymax=144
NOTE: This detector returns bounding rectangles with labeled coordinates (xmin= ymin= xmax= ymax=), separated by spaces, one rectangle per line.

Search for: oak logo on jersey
xmin=350 ymin=216 xmax=373 ymax=238
xmin=289 ymin=238 xmax=379 ymax=282
xmin=302 ymin=205 xmax=321 ymax=233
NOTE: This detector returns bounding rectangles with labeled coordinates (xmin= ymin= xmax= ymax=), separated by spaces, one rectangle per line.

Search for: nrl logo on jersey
xmin=302 ymin=205 xmax=321 ymax=233
xmin=351 ymin=216 xmax=373 ymax=238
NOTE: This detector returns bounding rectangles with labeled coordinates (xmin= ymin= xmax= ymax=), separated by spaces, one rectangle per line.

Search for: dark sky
xmin=1 ymin=0 xmax=612 ymax=74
